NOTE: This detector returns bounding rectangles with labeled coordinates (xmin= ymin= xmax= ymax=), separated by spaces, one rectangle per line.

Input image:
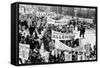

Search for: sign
xmin=47 ymin=12 xmax=56 ymax=17
xmin=19 ymin=43 xmax=30 ymax=63
xmin=64 ymin=51 xmax=72 ymax=61
xmin=55 ymin=40 xmax=73 ymax=51
xmin=36 ymin=12 xmax=47 ymax=17
xmin=36 ymin=12 xmax=56 ymax=17
xmin=19 ymin=6 xmax=25 ymax=14
xmin=52 ymin=30 xmax=75 ymax=40
xmin=55 ymin=18 xmax=70 ymax=24
xmin=47 ymin=17 xmax=70 ymax=26
xmin=73 ymin=46 xmax=83 ymax=52
xmin=47 ymin=17 xmax=55 ymax=24
xmin=84 ymin=43 xmax=91 ymax=56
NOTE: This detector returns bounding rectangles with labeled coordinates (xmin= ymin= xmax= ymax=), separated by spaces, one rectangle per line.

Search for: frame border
xmin=14 ymin=2 xmax=98 ymax=66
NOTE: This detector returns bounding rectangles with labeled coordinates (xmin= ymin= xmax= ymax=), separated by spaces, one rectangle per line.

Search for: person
xmin=72 ymin=51 xmax=76 ymax=61
xmin=70 ymin=24 xmax=74 ymax=33
xmin=77 ymin=24 xmax=80 ymax=31
xmin=64 ymin=51 xmax=70 ymax=61
xmin=19 ymin=58 xmax=23 ymax=64
xmin=39 ymin=43 xmax=49 ymax=62
xmin=80 ymin=25 xmax=85 ymax=38
xmin=73 ymin=20 xmax=76 ymax=30
xmin=77 ymin=52 xmax=82 ymax=61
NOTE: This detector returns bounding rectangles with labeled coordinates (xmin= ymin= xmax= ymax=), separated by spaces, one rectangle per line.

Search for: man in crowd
xmin=79 ymin=25 xmax=85 ymax=38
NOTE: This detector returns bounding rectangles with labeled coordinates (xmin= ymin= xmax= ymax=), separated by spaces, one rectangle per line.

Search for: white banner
xmin=55 ymin=39 xmax=83 ymax=52
xmin=19 ymin=43 xmax=30 ymax=63
xmin=52 ymin=30 xmax=75 ymax=40
xmin=47 ymin=17 xmax=70 ymax=25
xmin=84 ymin=43 xmax=91 ymax=55
xmin=47 ymin=17 xmax=55 ymax=24
xmin=36 ymin=12 xmax=56 ymax=17
xmin=64 ymin=51 xmax=72 ymax=61
xmin=55 ymin=40 xmax=73 ymax=51
xmin=55 ymin=18 xmax=70 ymax=24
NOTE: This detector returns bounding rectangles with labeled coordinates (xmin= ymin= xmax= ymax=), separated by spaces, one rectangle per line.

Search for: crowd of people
xmin=18 ymin=12 xmax=96 ymax=64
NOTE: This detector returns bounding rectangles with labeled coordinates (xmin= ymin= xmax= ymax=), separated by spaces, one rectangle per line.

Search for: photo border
xmin=15 ymin=2 xmax=98 ymax=66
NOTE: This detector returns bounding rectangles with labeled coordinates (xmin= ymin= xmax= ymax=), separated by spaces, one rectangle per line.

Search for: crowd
xmin=18 ymin=13 xmax=96 ymax=64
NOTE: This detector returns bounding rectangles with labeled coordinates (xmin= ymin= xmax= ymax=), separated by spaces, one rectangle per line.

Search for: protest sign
xmin=47 ymin=17 xmax=70 ymax=25
xmin=55 ymin=40 xmax=73 ymax=51
xmin=64 ymin=51 xmax=72 ymax=61
xmin=19 ymin=43 xmax=30 ymax=63
xmin=52 ymin=30 xmax=75 ymax=40
xmin=55 ymin=18 xmax=70 ymax=24
xmin=84 ymin=43 xmax=91 ymax=56
xmin=47 ymin=17 xmax=55 ymax=24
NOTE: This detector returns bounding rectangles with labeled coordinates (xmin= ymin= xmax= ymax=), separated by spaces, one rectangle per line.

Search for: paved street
xmin=81 ymin=29 xmax=96 ymax=49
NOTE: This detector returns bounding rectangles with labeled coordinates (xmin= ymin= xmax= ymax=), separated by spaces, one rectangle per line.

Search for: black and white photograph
xmin=18 ymin=3 xmax=97 ymax=65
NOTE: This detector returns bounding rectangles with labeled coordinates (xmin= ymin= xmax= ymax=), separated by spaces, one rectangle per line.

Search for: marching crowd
xmin=18 ymin=13 xmax=96 ymax=64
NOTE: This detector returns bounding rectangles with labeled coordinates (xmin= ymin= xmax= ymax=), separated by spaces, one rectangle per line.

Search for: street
xmin=81 ymin=29 xmax=96 ymax=49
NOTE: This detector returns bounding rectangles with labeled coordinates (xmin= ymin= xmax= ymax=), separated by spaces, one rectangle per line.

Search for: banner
xmin=36 ymin=12 xmax=56 ymax=17
xmin=47 ymin=17 xmax=70 ymax=25
xmin=84 ymin=43 xmax=91 ymax=56
xmin=19 ymin=43 xmax=30 ymax=63
xmin=36 ymin=12 xmax=47 ymax=17
xmin=55 ymin=18 xmax=70 ymax=24
xmin=52 ymin=30 xmax=75 ymax=40
xmin=73 ymin=46 xmax=83 ymax=52
xmin=47 ymin=17 xmax=55 ymax=24
xmin=64 ymin=51 xmax=72 ymax=61
xmin=55 ymin=39 xmax=82 ymax=52
xmin=55 ymin=40 xmax=73 ymax=51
